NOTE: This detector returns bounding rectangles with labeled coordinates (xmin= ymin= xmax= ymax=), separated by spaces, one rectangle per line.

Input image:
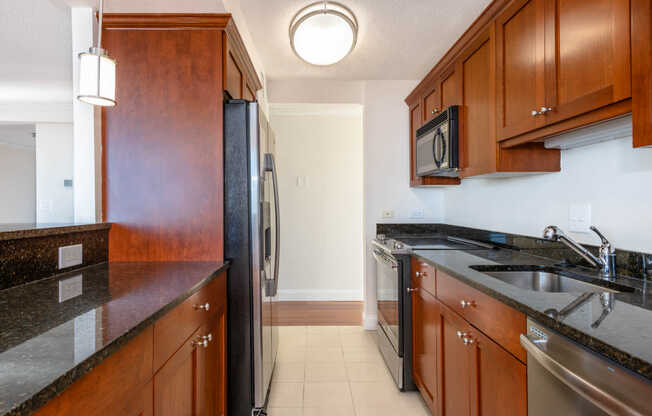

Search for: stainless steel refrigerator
xmin=224 ymin=100 xmax=280 ymax=416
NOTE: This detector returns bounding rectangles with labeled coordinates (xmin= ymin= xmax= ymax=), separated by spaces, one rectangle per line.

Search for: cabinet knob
xmin=415 ymin=271 xmax=427 ymax=277
xmin=460 ymin=300 xmax=476 ymax=308
xmin=456 ymin=331 xmax=468 ymax=339
xmin=462 ymin=337 xmax=475 ymax=346
xmin=192 ymin=338 xmax=209 ymax=348
xmin=194 ymin=302 xmax=210 ymax=311
xmin=407 ymin=287 xmax=419 ymax=293
xmin=431 ymin=108 xmax=439 ymax=115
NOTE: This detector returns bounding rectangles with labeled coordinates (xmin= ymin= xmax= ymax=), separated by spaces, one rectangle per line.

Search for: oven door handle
xmin=372 ymin=249 xmax=398 ymax=269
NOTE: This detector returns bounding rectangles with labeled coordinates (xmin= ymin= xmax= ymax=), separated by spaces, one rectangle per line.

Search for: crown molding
xmin=269 ymin=103 xmax=363 ymax=117
xmin=102 ymin=13 xmax=231 ymax=30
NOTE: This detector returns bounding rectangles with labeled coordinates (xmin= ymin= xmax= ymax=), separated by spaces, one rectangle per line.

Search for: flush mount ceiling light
xmin=289 ymin=1 xmax=358 ymax=66
xmin=77 ymin=0 xmax=116 ymax=107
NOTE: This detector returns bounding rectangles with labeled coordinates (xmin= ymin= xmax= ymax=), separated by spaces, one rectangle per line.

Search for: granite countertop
xmin=411 ymin=247 xmax=652 ymax=381
xmin=0 ymin=261 xmax=229 ymax=416
xmin=0 ymin=223 xmax=112 ymax=241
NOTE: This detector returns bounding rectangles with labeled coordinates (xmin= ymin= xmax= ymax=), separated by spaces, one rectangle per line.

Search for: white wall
xmin=362 ymin=80 xmax=446 ymax=328
xmin=444 ymin=136 xmax=652 ymax=253
xmin=0 ymin=143 xmax=36 ymax=223
xmin=270 ymin=105 xmax=364 ymax=301
xmin=35 ymin=123 xmax=74 ymax=223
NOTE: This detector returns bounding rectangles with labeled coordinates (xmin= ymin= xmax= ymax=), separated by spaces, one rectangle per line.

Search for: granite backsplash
xmin=377 ymin=223 xmax=652 ymax=281
xmin=0 ymin=224 xmax=111 ymax=291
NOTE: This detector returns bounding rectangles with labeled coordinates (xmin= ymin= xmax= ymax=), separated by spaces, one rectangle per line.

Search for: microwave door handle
xmin=264 ymin=153 xmax=280 ymax=296
xmin=433 ymin=130 xmax=446 ymax=168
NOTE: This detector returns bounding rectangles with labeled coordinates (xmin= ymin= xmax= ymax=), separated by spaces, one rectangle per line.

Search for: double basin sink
xmin=469 ymin=265 xmax=635 ymax=294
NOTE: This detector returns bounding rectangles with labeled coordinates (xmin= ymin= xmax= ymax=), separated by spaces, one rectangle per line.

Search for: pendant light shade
xmin=77 ymin=0 xmax=116 ymax=107
xmin=289 ymin=1 xmax=358 ymax=66
xmin=78 ymin=47 xmax=116 ymax=106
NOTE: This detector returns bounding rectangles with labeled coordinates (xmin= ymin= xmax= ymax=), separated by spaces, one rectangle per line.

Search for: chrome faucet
xmin=543 ymin=225 xmax=616 ymax=278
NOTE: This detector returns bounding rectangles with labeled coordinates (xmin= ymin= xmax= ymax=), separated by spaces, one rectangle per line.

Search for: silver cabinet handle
xmin=431 ymin=108 xmax=439 ymax=115
xmin=531 ymin=109 xmax=539 ymax=116
xmin=407 ymin=287 xmax=419 ymax=293
xmin=539 ymin=106 xmax=553 ymax=114
xmin=194 ymin=302 xmax=210 ymax=311
xmin=463 ymin=337 xmax=475 ymax=346
xmin=415 ymin=271 xmax=427 ymax=277
xmin=202 ymin=333 xmax=213 ymax=342
xmin=456 ymin=331 xmax=468 ymax=339
xmin=192 ymin=338 xmax=209 ymax=348
xmin=460 ymin=300 xmax=476 ymax=308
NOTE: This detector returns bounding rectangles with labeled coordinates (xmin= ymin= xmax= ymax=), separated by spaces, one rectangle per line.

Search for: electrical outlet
xmin=569 ymin=203 xmax=591 ymax=233
xmin=410 ymin=208 xmax=425 ymax=219
xmin=382 ymin=209 xmax=394 ymax=219
xmin=58 ymin=244 xmax=83 ymax=269
xmin=59 ymin=275 xmax=83 ymax=302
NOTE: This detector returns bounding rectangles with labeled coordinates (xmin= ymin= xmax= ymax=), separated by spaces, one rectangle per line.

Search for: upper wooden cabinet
xmin=496 ymin=0 xmax=632 ymax=141
xmin=223 ymin=20 xmax=262 ymax=101
xmin=496 ymin=0 xmax=545 ymax=140
xmin=407 ymin=0 xmax=649 ymax=183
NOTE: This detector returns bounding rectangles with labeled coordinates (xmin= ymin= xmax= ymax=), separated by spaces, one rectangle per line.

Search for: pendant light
xmin=289 ymin=1 xmax=358 ymax=66
xmin=77 ymin=0 xmax=116 ymax=107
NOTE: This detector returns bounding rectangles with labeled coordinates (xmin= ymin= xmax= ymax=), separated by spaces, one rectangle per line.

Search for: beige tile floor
xmin=267 ymin=326 xmax=431 ymax=416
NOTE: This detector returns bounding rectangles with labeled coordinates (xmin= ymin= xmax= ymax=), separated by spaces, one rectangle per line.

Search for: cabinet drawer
xmin=153 ymin=273 xmax=226 ymax=371
xmin=436 ymin=268 xmax=526 ymax=362
xmin=411 ymin=257 xmax=436 ymax=296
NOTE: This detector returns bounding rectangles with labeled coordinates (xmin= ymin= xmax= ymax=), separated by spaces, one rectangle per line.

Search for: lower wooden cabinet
xmin=411 ymin=277 xmax=439 ymax=413
xmin=411 ymin=261 xmax=527 ymax=416
xmin=34 ymin=272 xmax=227 ymax=416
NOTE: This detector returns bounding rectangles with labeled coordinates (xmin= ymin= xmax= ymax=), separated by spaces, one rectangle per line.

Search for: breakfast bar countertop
xmin=0 ymin=261 xmax=229 ymax=416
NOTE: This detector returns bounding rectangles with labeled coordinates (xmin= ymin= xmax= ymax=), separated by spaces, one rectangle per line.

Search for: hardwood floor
xmin=273 ymin=301 xmax=363 ymax=326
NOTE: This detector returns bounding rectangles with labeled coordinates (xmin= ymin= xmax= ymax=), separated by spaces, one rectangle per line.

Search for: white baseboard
xmin=276 ymin=289 xmax=363 ymax=302
xmin=362 ymin=313 xmax=378 ymax=330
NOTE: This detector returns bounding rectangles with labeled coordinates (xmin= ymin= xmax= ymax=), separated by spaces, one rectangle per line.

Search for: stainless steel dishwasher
xmin=521 ymin=318 xmax=652 ymax=416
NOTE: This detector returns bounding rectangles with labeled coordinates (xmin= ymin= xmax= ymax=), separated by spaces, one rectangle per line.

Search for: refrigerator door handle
xmin=264 ymin=153 xmax=280 ymax=296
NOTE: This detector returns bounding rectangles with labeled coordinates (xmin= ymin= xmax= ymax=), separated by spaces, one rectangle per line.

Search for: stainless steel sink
xmin=469 ymin=265 xmax=634 ymax=293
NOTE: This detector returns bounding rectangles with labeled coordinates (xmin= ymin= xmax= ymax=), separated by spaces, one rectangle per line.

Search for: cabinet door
xmin=438 ymin=303 xmax=473 ymax=416
xmin=469 ymin=329 xmax=527 ymax=416
xmin=411 ymin=282 xmax=438 ymax=413
xmin=496 ymin=0 xmax=546 ymax=140
xmin=204 ymin=302 xmax=227 ymax=416
xmin=543 ymin=0 xmax=631 ymax=125
xmin=424 ymin=85 xmax=442 ymax=122
xmin=409 ymin=102 xmax=423 ymax=186
xmin=440 ymin=68 xmax=459 ymax=110
xmin=155 ymin=325 xmax=210 ymax=416
xmin=459 ymin=27 xmax=495 ymax=177
xmin=118 ymin=380 xmax=154 ymax=416
xmin=224 ymin=38 xmax=243 ymax=100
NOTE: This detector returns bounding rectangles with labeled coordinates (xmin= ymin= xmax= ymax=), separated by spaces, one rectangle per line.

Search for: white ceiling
xmin=237 ymin=0 xmax=492 ymax=81
xmin=0 ymin=0 xmax=72 ymax=103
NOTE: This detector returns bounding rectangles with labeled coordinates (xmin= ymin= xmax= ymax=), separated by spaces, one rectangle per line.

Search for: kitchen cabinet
xmin=411 ymin=273 xmax=439 ymax=413
xmin=102 ymin=14 xmax=262 ymax=262
xmin=409 ymin=257 xmax=527 ymax=416
xmin=632 ymin=0 xmax=652 ymax=148
xmin=496 ymin=0 xmax=631 ymax=142
xmin=33 ymin=272 xmax=228 ymax=416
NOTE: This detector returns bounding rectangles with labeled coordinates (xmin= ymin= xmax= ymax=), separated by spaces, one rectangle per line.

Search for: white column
xmin=71 ymin=7 xmax=100 ymax=223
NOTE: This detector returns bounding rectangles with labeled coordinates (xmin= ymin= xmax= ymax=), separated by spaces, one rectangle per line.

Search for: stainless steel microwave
xmin=415 ymin=105 xmax=460 ymax=177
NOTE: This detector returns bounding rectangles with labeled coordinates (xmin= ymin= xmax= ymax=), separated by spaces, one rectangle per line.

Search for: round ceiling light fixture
xmin=289 ymin=1 xmax=358 ymax=66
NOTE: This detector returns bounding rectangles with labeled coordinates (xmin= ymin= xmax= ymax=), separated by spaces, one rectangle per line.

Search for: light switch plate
xmin=59 ymin=274 xmax=83 ymax=302
xmin=569 ymin=203 xmax=591 ymax=233
xmin=58 ymin=244 xmax=83 ymax=269
xmin=382 ymin=209 xmax=394 ymax=219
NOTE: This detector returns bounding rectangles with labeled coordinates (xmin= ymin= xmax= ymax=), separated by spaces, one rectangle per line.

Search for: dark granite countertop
xmin=411 ymin=248 xmax=652 ymax=381
xmin=0 ymin=223 xmax=112 ymax=241
xmin=0 ymin=261 xmax=229 ymax=416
